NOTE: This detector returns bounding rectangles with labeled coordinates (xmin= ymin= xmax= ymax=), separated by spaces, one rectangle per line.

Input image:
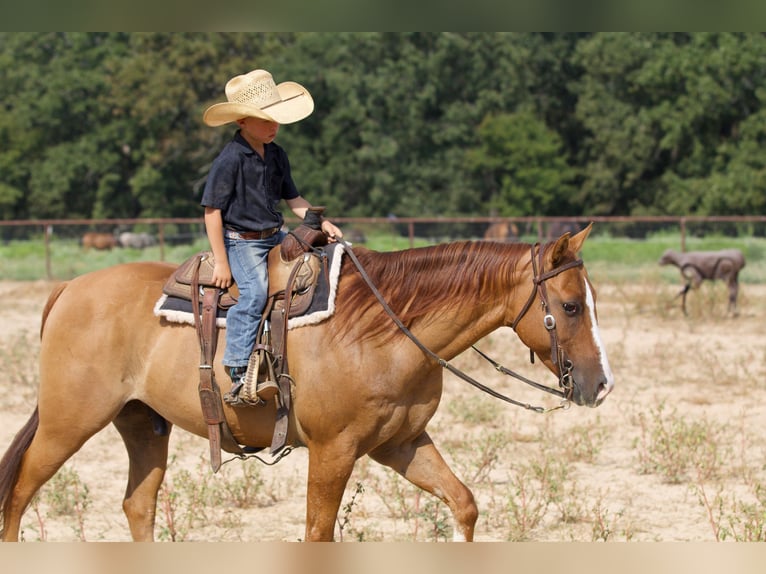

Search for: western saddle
xmin=162 ymin=207 xmax=329 ymax=471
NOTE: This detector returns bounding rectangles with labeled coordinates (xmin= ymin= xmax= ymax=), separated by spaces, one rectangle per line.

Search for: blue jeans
xmin=222 ymin=231 xmax=285 ymax=368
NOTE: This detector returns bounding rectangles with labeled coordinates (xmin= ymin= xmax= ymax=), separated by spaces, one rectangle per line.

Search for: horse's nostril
xmin=596 ymin=378 xmax=612 ymax=402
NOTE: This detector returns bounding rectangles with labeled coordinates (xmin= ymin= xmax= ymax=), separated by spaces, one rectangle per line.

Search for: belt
xmin=225 ymin=227 xmax=280 ymax=240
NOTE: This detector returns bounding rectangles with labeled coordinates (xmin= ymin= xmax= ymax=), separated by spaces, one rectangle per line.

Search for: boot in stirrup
xmin=223 ymin=366 xmax=250 ymax=407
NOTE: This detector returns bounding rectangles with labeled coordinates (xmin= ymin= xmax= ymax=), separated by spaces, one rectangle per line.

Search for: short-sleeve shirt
xmin=200 ymin=131 xmax=300 ymax=232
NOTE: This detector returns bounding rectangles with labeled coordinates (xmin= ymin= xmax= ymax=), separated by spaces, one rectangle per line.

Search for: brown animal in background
xmin=483 ymin=221 xmax=519 ymax=242
xmin=658 ymin=248 xmax=746 ymax=315
xmin=82 ymin=232 xmax=118 ymax=251
xmin=547 ymin=220 xmax=585 ymax=241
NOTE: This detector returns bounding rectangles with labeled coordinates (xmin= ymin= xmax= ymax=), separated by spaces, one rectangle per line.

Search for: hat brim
xmin=203 ymin=81 xmax=314 ymax=126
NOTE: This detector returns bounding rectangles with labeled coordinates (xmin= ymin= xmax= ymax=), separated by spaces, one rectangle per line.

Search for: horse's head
xmin=510 ymin=224 xmax=614 ymax=407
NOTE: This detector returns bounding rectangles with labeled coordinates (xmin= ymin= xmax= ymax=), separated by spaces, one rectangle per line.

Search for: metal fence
xmin=3 ymin=215 xmax=766 ymax=281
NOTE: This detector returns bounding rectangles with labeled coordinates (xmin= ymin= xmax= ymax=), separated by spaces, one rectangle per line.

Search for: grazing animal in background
xmin=81 ymin=232 xmax=118 ymax=251
xmin=483 ymin=221 xmax=519 ymax=242
xmin=658 ymin=248 xmax=746 ymax=315
xmin=547 ymin=220 xmax=585 ymax=241
xmin=118 ymin=232 xmax=157 ymax=249
xmin=0 ymin=225 xmax=614 ymax=542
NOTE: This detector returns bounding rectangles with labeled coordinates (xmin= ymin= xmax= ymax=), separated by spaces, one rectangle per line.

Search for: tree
xmin=466 ymin=111 xmax=577 ymax=216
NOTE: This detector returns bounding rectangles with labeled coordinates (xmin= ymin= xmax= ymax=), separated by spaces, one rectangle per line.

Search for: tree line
xmin=1 ymin=32 xmax=765 ymax=223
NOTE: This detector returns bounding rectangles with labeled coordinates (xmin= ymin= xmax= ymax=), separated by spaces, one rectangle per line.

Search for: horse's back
xmin=71 ymin=260 xmax=177 ymax=289
xmin=40 ymin=261 xmax=177 ymax=357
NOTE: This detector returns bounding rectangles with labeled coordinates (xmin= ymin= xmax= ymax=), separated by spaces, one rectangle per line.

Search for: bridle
xmin=473 ymin=242 xmax=583 ymax=408
xmin=338 ymin=238 xmax=584 ymax=413
xmin=504 ymin=242 xmax=585 ymax=399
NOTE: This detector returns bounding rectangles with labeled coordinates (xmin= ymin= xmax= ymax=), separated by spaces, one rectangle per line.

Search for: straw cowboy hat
xmin=203 ymin=69 xmax=314 ymax=126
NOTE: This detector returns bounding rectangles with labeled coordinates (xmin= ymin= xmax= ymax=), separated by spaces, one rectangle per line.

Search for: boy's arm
xmin=285 ymin=197 xmax=343 ymax=241
xmin=204 ymin=207 xmax=232 ymax=288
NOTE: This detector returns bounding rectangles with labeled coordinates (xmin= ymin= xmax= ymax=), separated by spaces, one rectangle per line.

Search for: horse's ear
xmin=567 ymin=222 xmax=592 ymax=255
xmin=549 ymin=222 xmax=592 ymax=268
xmin=549 ymin=233 xmax=570 ymax=268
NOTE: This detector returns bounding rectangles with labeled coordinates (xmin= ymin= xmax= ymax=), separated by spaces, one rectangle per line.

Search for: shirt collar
xmin=233 ymin=130 xmax=273 ymax=158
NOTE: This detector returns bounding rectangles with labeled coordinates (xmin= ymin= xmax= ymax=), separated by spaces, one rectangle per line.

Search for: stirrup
xmin=256 ymin=379 xmax=279 ymax=402
xmin=223 ymin=380 xmax=263 ymax=407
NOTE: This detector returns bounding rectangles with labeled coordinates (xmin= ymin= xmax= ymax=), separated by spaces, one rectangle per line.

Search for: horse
xmin=546 ymin=220 xmax=586 ymax=241
xmin=0 ymin=224 xmax=614 ymax=542
xmin=118 ymin=231 xmax=157 ymax=249
xmin=81 ymin=231 xmax=118 ymax=250
xmin=658 ymin=248 xmax=746 ymax=315
xmin=483 ymin=221 xmax=519 ymax=242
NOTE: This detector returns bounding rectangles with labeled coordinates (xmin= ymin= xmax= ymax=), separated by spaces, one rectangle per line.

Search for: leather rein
xmin=338 ymin=238 xmax=583 ymax=414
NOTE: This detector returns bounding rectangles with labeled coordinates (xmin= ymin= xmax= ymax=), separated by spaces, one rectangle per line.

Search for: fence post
xmin=158 ymin=222 xmax=165 ymax=261
xmin=680 ymin=217 xmax=687 ymax=252
xmin=44 ymin=224 xmax=53 ymax=280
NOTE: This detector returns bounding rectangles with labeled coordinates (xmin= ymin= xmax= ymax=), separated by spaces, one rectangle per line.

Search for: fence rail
xmin=3 ymin=215 xmax=766 ymax=281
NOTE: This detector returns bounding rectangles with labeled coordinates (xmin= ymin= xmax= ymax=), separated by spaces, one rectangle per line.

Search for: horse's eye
xmin=563 ymin=302 xmax=579 ymax=315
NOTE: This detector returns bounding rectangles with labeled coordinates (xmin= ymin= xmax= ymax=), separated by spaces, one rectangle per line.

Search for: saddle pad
xmin=153 ymin=243 xmax=345 ymax=330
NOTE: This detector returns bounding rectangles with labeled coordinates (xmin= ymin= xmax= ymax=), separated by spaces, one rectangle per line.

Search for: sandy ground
xmin=2 ymin=276 xmax=766 ymax=543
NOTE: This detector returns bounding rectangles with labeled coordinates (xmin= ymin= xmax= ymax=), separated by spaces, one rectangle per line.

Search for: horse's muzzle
xmin=570 ymin=373 xmax=613 ymax=407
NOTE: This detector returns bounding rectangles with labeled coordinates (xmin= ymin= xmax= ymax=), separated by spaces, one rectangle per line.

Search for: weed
xmin=634 ymin=402 xmax=724 ymax=484
xmin=589 ymin=495 xmax=628 ymax=541
xmin=42 ymin=466 xmax=90 ymax=541
xmin=721 ymin=482 xmax=766 ymax=542
xmin=414 ymin=495 xmax=452 ymax=542
xmin=503 ymin=455 xmax=560 ymax=541
xmin=218 ymin=461 xmax=273 ymax=509
xmin=446 ymin=429 xmax=508 ymax=484
xmin=695 ymin=479 xmax=766 ymax=542
xmin=550 ymin=417 xmax=608 ymax=464
xmin=336 ymin=482 xmax=366 ymax=541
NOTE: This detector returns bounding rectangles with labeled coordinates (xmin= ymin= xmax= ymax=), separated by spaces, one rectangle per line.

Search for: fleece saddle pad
xmin=153 ymin=243 xmax=345 ymax=329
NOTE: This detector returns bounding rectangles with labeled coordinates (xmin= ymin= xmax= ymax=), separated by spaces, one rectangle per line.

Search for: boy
xmin=201 ymin=69 xmax=342 ymax=406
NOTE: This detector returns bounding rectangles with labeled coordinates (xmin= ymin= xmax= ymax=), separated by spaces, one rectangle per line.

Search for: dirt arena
xmin=2 ymin=276 xmax=766 ymax=542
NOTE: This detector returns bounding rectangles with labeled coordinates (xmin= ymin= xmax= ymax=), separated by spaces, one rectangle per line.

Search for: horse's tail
xmin=0 ymin=282 xmax=65 ymax=536
xmin=0 ymin=406 xmax=40 ymax=538
xmin=40 ymin=281 xmax=68 ymax=339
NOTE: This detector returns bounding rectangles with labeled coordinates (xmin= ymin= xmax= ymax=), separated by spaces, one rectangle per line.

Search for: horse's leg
xmin=680 ymin=283 xmax=691 ymax=315
xmin=1 ymin=406 xmax=116 ymax=541
xmin=727 ymin=276 xmax=739 ymax=315
xmin=304 ymin=445 xmax=358 ymax=541
xmin=370 ymin=431 xmax=478 ymax=541
xmin=112 ymin=401 xmax=171 ymax=542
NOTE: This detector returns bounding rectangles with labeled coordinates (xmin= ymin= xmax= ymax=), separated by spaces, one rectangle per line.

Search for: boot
xmin=223 ymin=366 xmax=249 ymax=406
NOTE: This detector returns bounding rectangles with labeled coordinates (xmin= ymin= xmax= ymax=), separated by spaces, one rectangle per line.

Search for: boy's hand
xmin=212 ymin=261 xmax=233 ymax=288
xmin=321 ymin=220 xmax=343 ymax=242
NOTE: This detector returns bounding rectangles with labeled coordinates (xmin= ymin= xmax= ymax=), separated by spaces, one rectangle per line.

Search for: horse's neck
xmin=400 ymin=243 xmax=531 ymax=359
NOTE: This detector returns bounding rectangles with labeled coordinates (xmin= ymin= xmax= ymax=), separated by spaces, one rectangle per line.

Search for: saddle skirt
xmin=154 ymin=242 xmax=345 ymax=329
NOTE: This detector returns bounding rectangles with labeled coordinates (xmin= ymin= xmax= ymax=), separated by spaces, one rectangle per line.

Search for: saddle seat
xmin=161 ymin=230 xmax=325 ymax=319
xmin=163 ymin=207 xmax=329 ymax=318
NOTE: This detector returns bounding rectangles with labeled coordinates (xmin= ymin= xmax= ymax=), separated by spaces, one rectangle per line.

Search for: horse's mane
xmin=333 ymin=240 xmax=531 ymax=342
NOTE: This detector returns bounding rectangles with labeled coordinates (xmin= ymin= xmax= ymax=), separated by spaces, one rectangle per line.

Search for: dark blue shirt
xmin=201 ymin=131 xmax=300 ymax=232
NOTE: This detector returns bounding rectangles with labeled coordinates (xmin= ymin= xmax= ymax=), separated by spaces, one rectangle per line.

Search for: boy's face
xmin=237 ymin=116 xmax=280 ymax=145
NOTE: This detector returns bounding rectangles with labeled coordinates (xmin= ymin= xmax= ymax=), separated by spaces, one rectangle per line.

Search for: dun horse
xmin=0 ymin=225 xmax=613 ymax=542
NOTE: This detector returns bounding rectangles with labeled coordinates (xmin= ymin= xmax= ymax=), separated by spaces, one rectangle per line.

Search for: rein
xmin=338 ymin=238 xmax=583 ymax=414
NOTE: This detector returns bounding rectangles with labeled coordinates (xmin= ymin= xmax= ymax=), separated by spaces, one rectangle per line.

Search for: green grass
xmin=2 ymin=228 xmax=765 ymax=284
